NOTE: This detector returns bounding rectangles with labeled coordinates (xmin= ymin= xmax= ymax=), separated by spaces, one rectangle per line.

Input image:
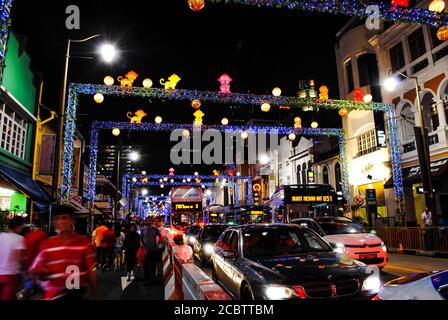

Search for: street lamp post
xmin=51 ymin=35 xmax=117 ymax=204
xmin=384 ymin=71 xmax=436 ymax=223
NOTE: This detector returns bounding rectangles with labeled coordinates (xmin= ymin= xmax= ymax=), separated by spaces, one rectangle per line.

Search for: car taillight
xmin=371 ymin=295 xmax=382 ymax=300
xmin=292 ymin=286 xmax=307 ymax=299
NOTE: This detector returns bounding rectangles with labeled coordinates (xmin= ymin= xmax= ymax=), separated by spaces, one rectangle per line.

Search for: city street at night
xmin=1 ymin=0 xmax=448 ymax=310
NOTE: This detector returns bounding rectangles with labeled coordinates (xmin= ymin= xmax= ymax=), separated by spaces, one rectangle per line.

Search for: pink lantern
xmin=177 ymin=245 xmax=193 ymax=262
xmin=169 ymin=168 xmax=175 ymax=176
xmin=218 ymin=74 xmax=233 ymax=94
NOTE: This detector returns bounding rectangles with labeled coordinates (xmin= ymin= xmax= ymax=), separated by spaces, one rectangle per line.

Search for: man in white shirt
xmin=0 ymin=216 xmax=26 ymax=300
xmin=421 ymin=207 xmax=433 ymax=227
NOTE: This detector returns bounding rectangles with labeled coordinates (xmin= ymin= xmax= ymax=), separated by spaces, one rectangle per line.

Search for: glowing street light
xmin=99 ymin=44 xmax=117 ymax=63
xmin=384 ymin=76 xmax=399 ymax=92
xmin=129 ymin=151 xmax=140 ymax=162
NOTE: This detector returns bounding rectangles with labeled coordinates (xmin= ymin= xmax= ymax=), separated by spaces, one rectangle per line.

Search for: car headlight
xmin=380 ymin=242 xmax=387 ymax=252
xmin=189 ymin=236 xmax=196 ymax=244
xmin=265 ymin=286 xmax=295 ymax=300
xmin=362 ymin=275 xmax=381 ymax=293
xmin=331 ymin=242 xmax=346 ymax=254
xmin=203 ymin=243 xmax=214 ymax=255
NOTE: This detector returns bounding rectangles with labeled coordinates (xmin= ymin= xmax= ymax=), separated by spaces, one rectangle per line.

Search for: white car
xmin=290 ymin=217 xmax=388 ymax=268
xmin=376 ymin=270 xmax=448 ymax=300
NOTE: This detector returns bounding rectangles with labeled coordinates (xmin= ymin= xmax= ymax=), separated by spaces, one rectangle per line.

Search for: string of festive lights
xmin=73 ymin=83 xmax=392 ymax=111
xmin=206 ymin=0 xmax=448 ymax=28
xmin=0 ymin=0 xmax=13 ymax=63
xmin=386 ymin=108 xmax=404 ymax=198
xmin=65 ymin=83 xmax=402 ymax=205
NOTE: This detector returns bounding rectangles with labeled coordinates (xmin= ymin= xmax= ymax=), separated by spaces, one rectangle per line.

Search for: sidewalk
xmin=98 ymin=270 xmax=164 ymax=300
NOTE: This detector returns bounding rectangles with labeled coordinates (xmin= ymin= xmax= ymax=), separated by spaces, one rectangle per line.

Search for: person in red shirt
xmin=25 ymin=226 xmax=47 ymax=268
xmin=100 ymin=223 xmax=116 ymax=272
xmin=28 ymin=205 xmax=97 ymax=300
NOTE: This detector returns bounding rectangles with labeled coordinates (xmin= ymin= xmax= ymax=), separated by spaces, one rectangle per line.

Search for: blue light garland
xmin=64 ymin=83 xmax=402 ymax=207
xmin=207 ymin=0 xmax=448 ymax=28
xmin=0 ymin=0 xmax=13 ymax=66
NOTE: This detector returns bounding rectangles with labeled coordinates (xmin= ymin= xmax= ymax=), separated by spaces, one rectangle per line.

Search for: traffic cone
xmin=397 ymin=243 xmax=404 ymax=255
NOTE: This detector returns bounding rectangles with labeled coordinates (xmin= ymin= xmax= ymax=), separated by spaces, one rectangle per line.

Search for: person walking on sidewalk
xmin=154 ymin=217 xmax=166 ymax=280
xmin=28 ymin=205 xmax=97 ymax=300
xmin=0 ymin=216 xmax=26 ymax=300
xmin=114 ymin=226 xmax=125 ymax=272
xmin=140 ymin=219 xmax=164 ymax=285
xmin=92 ymin=222 xmax=107 ymax=269
xmin=123 ymin=224 xmax=140 ymax=281
xmin=101 ymin=222 xmax=116 ymax=272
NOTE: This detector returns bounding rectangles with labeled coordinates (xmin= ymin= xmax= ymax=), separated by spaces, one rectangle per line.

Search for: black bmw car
xmin=193 ymin=224 xmax=229 ymax=266
xmin=210 ymin=224 xmax=381 ymax=300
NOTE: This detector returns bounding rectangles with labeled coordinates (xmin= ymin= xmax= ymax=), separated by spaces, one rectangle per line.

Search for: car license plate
xmin=359 ymin=254 xmax=377 ymax=260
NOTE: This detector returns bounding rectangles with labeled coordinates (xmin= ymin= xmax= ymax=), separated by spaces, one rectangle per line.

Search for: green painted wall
xmin=9 ymin=192 xmax=27 ymax=212
xmin=0 ymin=33 xmax=37 ymax=174
xmin=2 ymin=33 xmax=36 ymax=113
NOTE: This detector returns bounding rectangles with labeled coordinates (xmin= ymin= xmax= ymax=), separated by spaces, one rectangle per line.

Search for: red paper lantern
xmin=191 ymin=99 xmax=201 ymax=109
xmin=188 ymin=0 xmax=205 ymax=12
xmin=391 ymin=0 xmax=409 ymax=7
xmin=353 ymin=88 xmax=363 ymax=102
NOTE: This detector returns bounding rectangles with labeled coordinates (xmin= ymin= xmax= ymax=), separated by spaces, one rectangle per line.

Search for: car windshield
xmin=318 ymin=218 xmax=367 ymax=235
xmin=202 ymin=225 xmax=228 ymax=241
xmin=242 ymin=227 xmax=331 ymax=258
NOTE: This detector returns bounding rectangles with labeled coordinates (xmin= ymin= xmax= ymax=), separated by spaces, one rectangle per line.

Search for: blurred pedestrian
xmin=421 ymin=207 xmax=433 ymax=227
xmin=101 ymin=222 xmax=116 ymax=271
xmin=154 ymin=217 xmax=166 ymax=280
xmin=28 ymin=205 xmax=97 ymax=300
xmin=114 ymin=227 xmax=125 ymax=272
xmin=123 ymin=224 xmax=140 ymax=281
xmin=92 ymin=222 xmax=107 ymax=269
xmin=140 ymin=219 xmax=163 ymax=285
xmin=0 ymin=216 xmax=26 ymax=300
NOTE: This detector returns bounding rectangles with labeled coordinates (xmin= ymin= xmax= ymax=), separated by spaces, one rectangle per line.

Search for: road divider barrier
xmin=165 ymin=243 xmax=230 ymax=300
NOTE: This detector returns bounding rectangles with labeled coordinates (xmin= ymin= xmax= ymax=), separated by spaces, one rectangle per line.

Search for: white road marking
xmin=121 ymin=276 xmax=135 ymax=291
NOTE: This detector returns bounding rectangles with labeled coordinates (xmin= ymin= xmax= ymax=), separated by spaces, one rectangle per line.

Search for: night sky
xmin=10 ymin=0 xmax=350 ymax=174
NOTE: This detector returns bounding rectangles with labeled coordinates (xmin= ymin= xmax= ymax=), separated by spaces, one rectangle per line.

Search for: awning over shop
xmin=384 ymin=159 xmax=448 ymax=189
xmin=0 ymin=163 xmax=51 ymax=207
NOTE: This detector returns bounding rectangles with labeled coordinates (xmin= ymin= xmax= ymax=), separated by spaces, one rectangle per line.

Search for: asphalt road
xmin=96 ymin=253 xmax=448 ymax=300
xmin=197 ymin=253 xmax=448 ymax=296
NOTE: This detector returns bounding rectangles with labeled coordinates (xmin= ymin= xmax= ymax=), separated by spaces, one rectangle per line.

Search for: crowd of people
xmin=0 ymin=205 xmax=167 ymax=300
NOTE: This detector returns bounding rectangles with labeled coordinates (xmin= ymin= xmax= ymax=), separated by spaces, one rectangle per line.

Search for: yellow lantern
xmin=339 ymin=108 xmax=349 ymax=117
xmin=272 ymin=87 xmax=282 ymax=97
xmin=294 ymin=117 xmax=302 ymax=129
xmin=188 ymin=0 xmax=205 ymax=11
xmin=155 ymin=116 xmax=163 ymax=124
xmin=143 ymin=78 xmax=153 ymax=88
xmin=104 ymin=76 xmax=114 ymax=86
xmin=311 ymin=121 xmax=319 ymax=129
xmin=429 ymin=0 xmax=445 ymax=12
xmin=112 ymin=128 xmax=120 ymax=136
xmin=437 ymin=26 xmax=448 ymax=41
xmin=288 ymin=133 xmax=296 ymax=141
xmin=94 ymin=93 xmax=104 ymax=104
xmin=221 ymin=118 xmax=229 ymax=126
xmin=183 ymin=129 xmax=190 ymax=138
xmin=261 ymin=103 xmax=271 ymax=112
xmin=241 ymin=131 xmax=249 ymax=140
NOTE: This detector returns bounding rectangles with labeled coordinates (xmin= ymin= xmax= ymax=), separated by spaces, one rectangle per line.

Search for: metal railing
xmin=374 ymin=227 xmax=448 ymax=253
